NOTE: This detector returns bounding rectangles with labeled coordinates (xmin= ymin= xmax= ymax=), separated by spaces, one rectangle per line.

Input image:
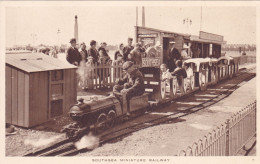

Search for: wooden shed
xmin=6 ymin=53 xmax=77 ymax=128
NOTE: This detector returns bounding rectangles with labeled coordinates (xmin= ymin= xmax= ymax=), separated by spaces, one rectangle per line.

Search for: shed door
xmin=49 ymin=70 xmax=65 ymax=118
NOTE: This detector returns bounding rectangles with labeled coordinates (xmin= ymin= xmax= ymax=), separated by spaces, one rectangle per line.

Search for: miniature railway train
xmin=62 ymin=27 xmax=240 ymax=138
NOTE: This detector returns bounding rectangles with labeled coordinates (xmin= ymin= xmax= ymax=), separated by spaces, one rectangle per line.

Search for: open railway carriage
xmin=135 ymin=26 xmax=229 ymax=102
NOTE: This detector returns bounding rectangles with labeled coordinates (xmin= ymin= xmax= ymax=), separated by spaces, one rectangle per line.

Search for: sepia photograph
xmin=0 ymin=1 xmax=258 ymax=163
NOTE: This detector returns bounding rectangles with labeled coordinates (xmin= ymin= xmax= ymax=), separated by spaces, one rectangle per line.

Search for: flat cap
xmin=70 ymin=38 xmax=76 ymax=43
xmin=128 ymin=37 xmax=133 ymax=41
xmin=122 ymin=61 xmax=134 ymax=70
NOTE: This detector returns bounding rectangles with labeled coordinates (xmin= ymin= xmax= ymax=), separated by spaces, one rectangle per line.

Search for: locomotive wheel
xmin=172 ymin=77 xmax=177 ymax=96
xmin=160 ymin=81 xmax=166 ymax=99
xmin=95 ymin=113 xmax=107 ymax=134
xmin=106 ymin=110 xmax=116 ymax=128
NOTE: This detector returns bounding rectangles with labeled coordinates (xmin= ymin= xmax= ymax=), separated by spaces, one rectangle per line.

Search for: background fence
xmin=78 ymin=62 xmax=124 ymax=89
xmin=178 ymin=101 xmax=256 ymax=156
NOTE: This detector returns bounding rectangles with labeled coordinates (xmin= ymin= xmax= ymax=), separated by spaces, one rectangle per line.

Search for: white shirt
xmin=186 ymin=67 xmax=193 ymax=79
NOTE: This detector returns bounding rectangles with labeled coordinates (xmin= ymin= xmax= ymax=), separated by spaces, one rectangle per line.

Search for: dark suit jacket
xmin=88 ymin=47 xmax=99 ymax=64
xmin=168 ymin=47 xmax=181 ymax=72
xmin=66 ymin=47 xmax=82 ymax=65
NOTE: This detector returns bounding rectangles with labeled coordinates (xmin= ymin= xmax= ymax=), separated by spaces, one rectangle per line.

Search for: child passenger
xmin=160 ymin=64 xmax=172 ymax=87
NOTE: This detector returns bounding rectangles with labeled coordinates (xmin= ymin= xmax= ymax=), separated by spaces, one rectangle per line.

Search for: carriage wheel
xmin=95 ymin=113 xmax=107 ymax=134
xmin=160 ymin=81 xmax=166 ymax=99
xmin=199 ymin=72 xmax=207 ymax=91
xmin=106 ymin=110 xmax=116 ymax=128
xmin=190 ymin=75 xmax=195 ymax=91
xmin=172 ymin=78 xmax=177 ymax=96
xmin=183 ymin=78 xmax=188 ymax=93
xmin=211 ymin=69 xmax=215 ymax=83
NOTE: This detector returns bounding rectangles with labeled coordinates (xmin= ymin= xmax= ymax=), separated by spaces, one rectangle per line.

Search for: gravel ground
xmin=5 ymin=127 xmax=65 ymax=156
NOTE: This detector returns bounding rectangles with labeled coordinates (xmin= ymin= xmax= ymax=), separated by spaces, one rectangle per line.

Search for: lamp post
xmin=183 ymin=18 xmax=192 ymax=34
xmin=30 ymin=33 xmax=37 ymax=47
xmin=57 ymin=28 xmax=61 ymax=47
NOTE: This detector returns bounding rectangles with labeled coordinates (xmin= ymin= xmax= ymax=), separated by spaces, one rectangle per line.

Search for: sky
xmin=5 ymin=6 xmax=256 ymax=47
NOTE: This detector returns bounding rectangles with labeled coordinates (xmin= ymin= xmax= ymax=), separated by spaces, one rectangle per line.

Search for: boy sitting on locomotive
xmin=113 ymin=61 xmax=145 ymax=116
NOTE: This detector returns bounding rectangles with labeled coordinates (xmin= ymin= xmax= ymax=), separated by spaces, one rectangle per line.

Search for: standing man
xmin=66 ymin=38 xmax=81 ymax=66
xmin=88 ymin=40 xmax=99 ymax=64
xmin=123 ymin=37 xmax=134 ymax=61
xmin=168 ymin=41 xmax=181 ymax=72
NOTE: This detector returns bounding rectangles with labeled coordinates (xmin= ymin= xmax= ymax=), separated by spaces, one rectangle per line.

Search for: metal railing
xmin=179 ymin=101 xmax=256 ymax=156
xmin=239 ymin=56 xmax=256 ymax=65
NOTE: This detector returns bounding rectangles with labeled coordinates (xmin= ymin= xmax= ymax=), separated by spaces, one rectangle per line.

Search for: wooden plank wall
xmin=6 ymin=65 xmax=30 ymax=127
xmin=64 ymin=69 xmax=77 ymax=113
xmin=5 ymin=66 xmax=12 ymax=124
xmin=29 ymin=72 xmax=48 ymax=127
xmin=11 ymin=69 xmax=18 ymax=125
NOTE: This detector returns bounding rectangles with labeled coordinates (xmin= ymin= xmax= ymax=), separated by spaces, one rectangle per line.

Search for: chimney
xmin=74 ymin=15 xmax=79 ymax=43
xmin=142 ymin=6 xmax=145 ymax=27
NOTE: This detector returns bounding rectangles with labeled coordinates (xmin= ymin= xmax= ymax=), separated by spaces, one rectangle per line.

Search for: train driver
xmin=113 ymin=61 xmax=145 ymax=116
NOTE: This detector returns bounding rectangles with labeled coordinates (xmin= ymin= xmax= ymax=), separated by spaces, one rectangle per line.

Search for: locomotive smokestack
xmin=74 ymin=15 xmax=79 ymax=43
xmin=142 ymin=6 xmax=145 ymax=27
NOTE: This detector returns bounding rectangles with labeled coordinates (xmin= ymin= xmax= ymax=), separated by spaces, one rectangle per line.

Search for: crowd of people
xmin=66 ymin=37 xmax=149 ymax=89
xmin=64 ymin=36 xmax=193 ymax=91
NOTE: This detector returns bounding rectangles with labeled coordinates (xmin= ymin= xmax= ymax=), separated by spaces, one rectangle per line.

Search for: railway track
xmin=24 ymin=68 xmax=255 ymax=157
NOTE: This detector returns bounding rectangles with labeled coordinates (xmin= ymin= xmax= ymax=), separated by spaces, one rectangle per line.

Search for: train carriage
xmin=135 ymin=26 xmax=231 ymax=102
xmin=62 ymin=26 xmax=241 ymax=138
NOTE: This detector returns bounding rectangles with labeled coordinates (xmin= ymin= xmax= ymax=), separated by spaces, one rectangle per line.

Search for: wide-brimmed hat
xmin=69 ymin=38 xmax=76 ymax=43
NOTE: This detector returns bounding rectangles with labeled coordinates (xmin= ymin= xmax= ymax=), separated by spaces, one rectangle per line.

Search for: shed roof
xmin=190 ymin=35 xmax=226 ymax=45
xmin=136 ymin=26 xmax=190 ymax=38
xmin=6 ymin=53 xmax=77 ymax=73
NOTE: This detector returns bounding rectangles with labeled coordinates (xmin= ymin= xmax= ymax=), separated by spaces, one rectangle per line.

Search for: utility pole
xmin=142 ymin=6 xmax=145 ymax=27
xmin=74 ymin=15 xmax=79 ymax=44
xmin=200 ymin=6 xmax=203 ymax=31
xmin=136 ymin=6 xmax=138 ymax=26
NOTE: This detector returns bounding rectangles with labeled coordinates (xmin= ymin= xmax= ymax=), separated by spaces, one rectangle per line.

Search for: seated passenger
xmin=160 ymin=64 xmax=171 ymax=86
xmin=171 ymin=60 xmax=187 ymax=86
xmin=184 ymin=63 xmax=193 ymax=79
xmin=113 ymin=61 xmax=145 ymax=116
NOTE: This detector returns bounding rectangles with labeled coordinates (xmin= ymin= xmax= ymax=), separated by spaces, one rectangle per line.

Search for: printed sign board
xmin=140 ymin=38 xmax=155 ymax=46
xmin=138 ymin=33 xmax=158 ymax=38
xmin=142 ymin=58 xmax=161 ymax=67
